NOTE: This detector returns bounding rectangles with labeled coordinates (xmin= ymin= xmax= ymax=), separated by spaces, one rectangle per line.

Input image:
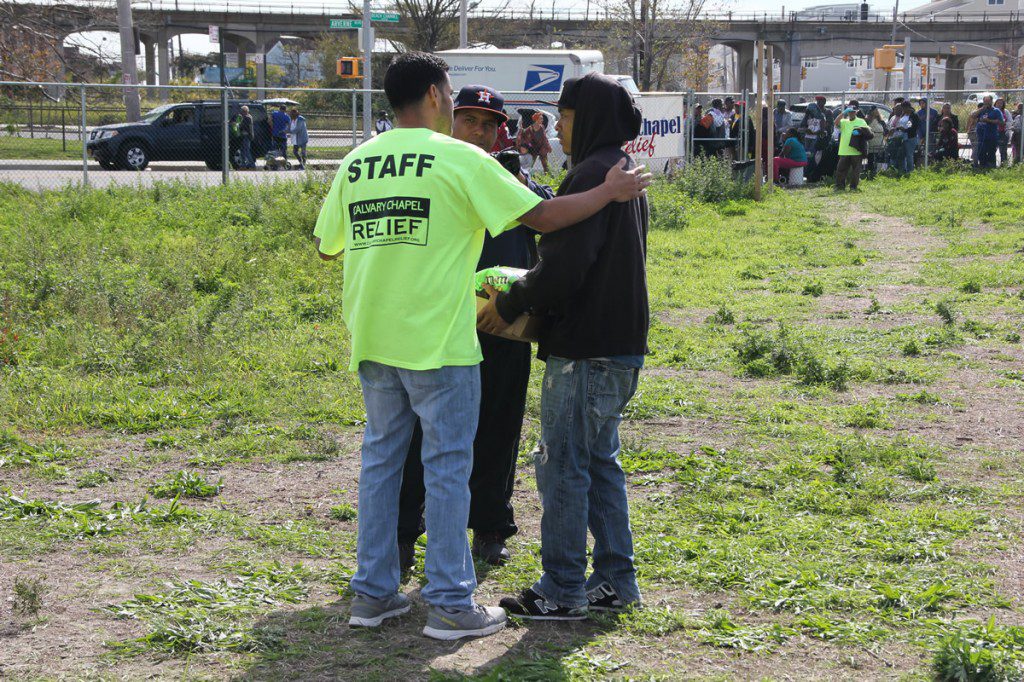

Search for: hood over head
xmin=557 ymin=73 xmax=642 ymax=163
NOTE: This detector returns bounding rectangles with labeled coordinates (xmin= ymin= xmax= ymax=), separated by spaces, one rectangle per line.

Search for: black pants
xmin=978 ymin=138 xmax=998 ymax=168
xmin=397 ymin=332 xmax=532 ymax=543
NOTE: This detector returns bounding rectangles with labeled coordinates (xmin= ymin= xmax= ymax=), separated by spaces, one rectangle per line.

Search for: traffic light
xmin=336 ymin=57 xmax=362 ymax=79
xmin=950 ymin=45 xmax=957 ymax=55
xmin=801 ymin=66 xmax=808 ymax=80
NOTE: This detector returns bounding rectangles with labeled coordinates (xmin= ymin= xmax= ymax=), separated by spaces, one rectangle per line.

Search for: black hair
xmin=279 ymin=105 xmax=286 ymax=111
xmin=384 ymin=52 xmax=449 ymax=112
xmin=710 ymin=98 xmax=723 ymax=108
xmin=786 ymin=127 xmax=800 ymax=138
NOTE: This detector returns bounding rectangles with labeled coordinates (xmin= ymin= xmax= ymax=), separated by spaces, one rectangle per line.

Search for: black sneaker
xmin=472 ymin=532 xmax=511 ymax=566
xmin=399 ymin=541 xmax=416 ymax=572
xmin=499 ymin=588 xmax=588 ymax=621
xmin=586 ymin=582 xmax=631 ymax=612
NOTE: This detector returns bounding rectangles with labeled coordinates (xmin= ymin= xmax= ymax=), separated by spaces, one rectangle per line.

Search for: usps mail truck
xmin=437 ymin=49 xmax=605 ymax=95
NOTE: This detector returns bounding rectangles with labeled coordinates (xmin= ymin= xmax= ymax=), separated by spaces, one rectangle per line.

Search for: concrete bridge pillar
xmin=731 ymin=42 xmax=756 ymax=92
xmin=157 ymin=30 xmax=170 ymax=102
xmin=775 ymin=36 xmax=802 ymax=94
xmin=944 ymin=55 xmax=969 ymax=93
xmin=142 ymin=35 xmax=157 ymax=87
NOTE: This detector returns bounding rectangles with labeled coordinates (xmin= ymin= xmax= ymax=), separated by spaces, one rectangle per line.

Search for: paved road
xmin=3 ymin=127 xmax=363 ymax=147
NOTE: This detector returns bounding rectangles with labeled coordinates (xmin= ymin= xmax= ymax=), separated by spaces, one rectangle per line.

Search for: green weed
xmin=329 ymin=503 xmax=357 ymax=521
xmin=104 ymin=563 xmax=309 ymax=655
xmin=931 ymin=617 xmax=1024 ymax=682
xmin=148 ymin=471 xmax=222 ymax=499
xmin=12 ymin=575 xmax=47 ymax=617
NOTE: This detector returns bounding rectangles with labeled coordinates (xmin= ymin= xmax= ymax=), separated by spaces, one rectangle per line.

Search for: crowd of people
xmin=691 ymin=92 xmax=1023 ymax=188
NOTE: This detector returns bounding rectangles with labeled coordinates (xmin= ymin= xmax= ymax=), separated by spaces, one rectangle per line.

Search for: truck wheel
xmin=117 ymin=141 xmax=150 ymax=171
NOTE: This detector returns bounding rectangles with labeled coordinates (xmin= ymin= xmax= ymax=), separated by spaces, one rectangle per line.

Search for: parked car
xmin=86 ymin=100 xmax=274 ymax=170
xmin=965 ymin=91 xmax=998 ymax=104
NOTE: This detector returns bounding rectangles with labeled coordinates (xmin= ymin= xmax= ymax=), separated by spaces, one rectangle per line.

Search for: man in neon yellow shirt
xmin=313 ymin=51 xmax=650 ymax=641
xmin=834 ymin=106 xmax=869 ymax=190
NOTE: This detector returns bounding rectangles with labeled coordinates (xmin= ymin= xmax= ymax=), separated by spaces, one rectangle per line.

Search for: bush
xmin=802 ymin=282 xmax=825 ymax=297
xmin=675 ymin=155 xmax=752 ymax=204
xmin=935 ymin=300 xmax=957 ymax=326
xmin=734 ymin=324 xmax=848 ymax=389
xmin=902 ymin=339 xmax=923 ymax=357
xmin=706 ymin=305 xmax=736 ymax=325
xmin=797 ymin=354 xmax=850 ymax=390
xmin=959 ymin=280 xmax=982 ymax=294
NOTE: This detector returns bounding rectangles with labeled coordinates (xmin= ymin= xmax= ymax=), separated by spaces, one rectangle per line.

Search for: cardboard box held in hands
xmin=474 ymin=267 xmax=545 ymax=344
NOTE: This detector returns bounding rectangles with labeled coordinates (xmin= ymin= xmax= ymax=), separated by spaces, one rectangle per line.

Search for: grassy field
xmin=0 ymin=136 xmax=84 ymax=160
xmin=0 ymin=165 xmax=1022 ymax=680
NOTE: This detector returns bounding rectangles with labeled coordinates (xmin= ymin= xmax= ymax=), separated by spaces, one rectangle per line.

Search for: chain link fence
xmin=1 ymin=82 xmax=1022 ymax=189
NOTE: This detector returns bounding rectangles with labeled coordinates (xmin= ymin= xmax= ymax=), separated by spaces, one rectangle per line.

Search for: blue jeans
xmin=533 ymin=356 xmax=642 ymax=608
xmin=240 ymin=137 xmax=254 ymax=168
xmin=352 ymin=361 xmax=480 ymax=609
xmin=902 ymin=136 xmax=917 ymax=173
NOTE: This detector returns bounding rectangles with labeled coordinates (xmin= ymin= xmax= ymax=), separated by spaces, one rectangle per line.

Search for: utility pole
xmin=754 ymin=40 xmax=764 ymax=201
xmin=362 ymin=0 xmax=372 ymax=141
xmin=884 ymin=0 xmax=899 ymax=92
xmin=219 ymin=27 xmax=228 ymax=184
xmin=116 ymin=0 xmax=141 ymax=121
xmin=766 ymin=44 xmax=774 ymax=195
xmin=460 ymin=0 xmax=468 ymax=47
xmin=903 ymin=34 xmax=912 ymax=99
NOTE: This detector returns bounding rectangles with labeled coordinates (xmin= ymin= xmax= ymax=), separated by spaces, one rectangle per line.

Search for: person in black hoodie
xmin=479 ymin=73 xmax=649 ymax=620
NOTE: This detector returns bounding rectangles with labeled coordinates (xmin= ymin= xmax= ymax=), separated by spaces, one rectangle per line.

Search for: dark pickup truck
xmin=86 ymin=100 xmax=274 ymax=170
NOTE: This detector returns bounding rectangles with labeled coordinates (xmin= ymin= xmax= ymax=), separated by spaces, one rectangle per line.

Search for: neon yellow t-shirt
xmin=838 ymin=117 xmax=869 ymax=156
xmin=313 ymin=128 xmax=543 ymax=371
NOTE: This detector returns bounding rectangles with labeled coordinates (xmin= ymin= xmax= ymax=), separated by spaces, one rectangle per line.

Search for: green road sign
xmin=330 ymin=13 xmax=398 ymax=29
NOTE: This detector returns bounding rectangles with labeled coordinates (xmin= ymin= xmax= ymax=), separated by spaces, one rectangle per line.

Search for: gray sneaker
xmin=422 ymin=604 xmax=507 ymax=641
xmin=349 ymin=593 xmax=411 ymax=627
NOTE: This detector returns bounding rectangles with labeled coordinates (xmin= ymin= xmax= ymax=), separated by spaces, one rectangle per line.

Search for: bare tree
xmin=602 ymin=0 xmax=715 ymax=91
xmin=0 ymin=1 xmax=116 ymax=88
xmin=390 ymin=0 xmax=461 ymax=52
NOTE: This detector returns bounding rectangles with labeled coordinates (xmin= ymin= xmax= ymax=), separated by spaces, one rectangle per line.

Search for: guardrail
xmin=11 ymin=0 xmax=1024 ymax=23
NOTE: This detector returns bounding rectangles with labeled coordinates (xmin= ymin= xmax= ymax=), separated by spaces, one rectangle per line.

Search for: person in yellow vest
xmin=833 ymin=107 xmax=869 ymax=190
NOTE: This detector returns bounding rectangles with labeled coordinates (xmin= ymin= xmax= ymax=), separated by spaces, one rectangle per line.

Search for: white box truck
xmin=437 ymin=49 xmax=606 ymax=94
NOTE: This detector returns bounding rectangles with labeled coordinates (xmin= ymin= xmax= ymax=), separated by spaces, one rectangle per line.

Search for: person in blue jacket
xmin=288 ymin=108 xmax=308 ymax=170
xmin=270 ymin=104 xmax=291 ymax=161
